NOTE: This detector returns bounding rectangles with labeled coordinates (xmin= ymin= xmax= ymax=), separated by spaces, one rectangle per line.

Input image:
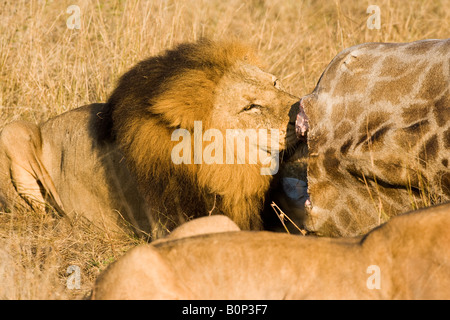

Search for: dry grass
xmin=0 ymin=0 xmax=448 ymax=299
xmin=0 ymin=208 xmax=143 ymax=299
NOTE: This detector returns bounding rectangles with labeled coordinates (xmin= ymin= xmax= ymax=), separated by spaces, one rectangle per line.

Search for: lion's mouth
xmin=295 ymin=99 xmax=309 ymax=138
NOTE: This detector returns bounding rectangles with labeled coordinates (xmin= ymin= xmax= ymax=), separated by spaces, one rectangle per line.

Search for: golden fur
xmin=91 ymin=202 xmax=450 ymax=299
xmin=0 ymin=39 xmax=299 ymax=238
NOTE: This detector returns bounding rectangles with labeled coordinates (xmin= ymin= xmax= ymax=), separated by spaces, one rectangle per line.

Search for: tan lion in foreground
xmin=91 ymin=202 xmax=450 ymax=299
xmin=0 ymin=39 xmax=300 ymax=238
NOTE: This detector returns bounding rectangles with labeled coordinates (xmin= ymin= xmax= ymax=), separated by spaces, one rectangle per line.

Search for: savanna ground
xmin=0 ymin=0 xmax=449 ymax=300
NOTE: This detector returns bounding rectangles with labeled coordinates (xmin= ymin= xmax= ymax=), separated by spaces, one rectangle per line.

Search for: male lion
xmin=91 ymin=202 xmax=450 ymax=300
xmin=0 ymin=39 xmax=300 ymax=238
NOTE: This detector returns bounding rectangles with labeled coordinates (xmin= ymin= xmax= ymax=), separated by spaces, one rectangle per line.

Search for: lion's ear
xmin=241 ymin=53 xmax=266 ymax=71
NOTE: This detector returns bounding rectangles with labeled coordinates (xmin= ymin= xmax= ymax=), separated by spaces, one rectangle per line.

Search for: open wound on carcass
xmin=295 ymin=99 xmax=309 ymax=138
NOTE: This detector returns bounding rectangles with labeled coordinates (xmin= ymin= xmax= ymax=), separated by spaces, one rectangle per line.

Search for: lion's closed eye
xmin=241 ymin=104 xmax=262 ymax=114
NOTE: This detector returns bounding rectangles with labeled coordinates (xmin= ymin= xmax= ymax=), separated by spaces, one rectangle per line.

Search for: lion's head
xmin=99 ymin=39 xmax=300 ymax=236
